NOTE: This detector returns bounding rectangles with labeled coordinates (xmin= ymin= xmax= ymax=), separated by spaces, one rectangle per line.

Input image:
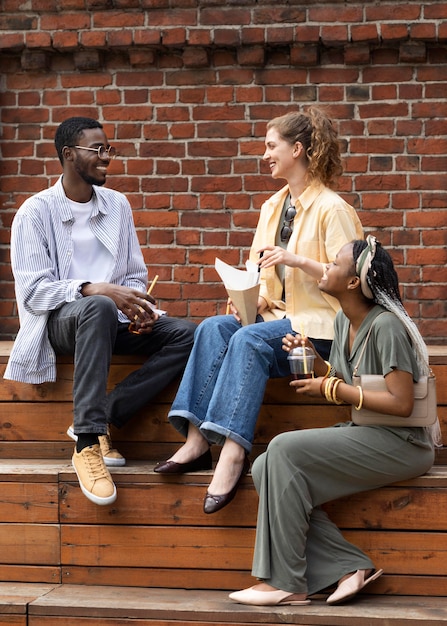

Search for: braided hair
xmin=353 ymin=236 xmax=441 ymax=447
xmin=352 ymin=237 xmax=429 ymax=376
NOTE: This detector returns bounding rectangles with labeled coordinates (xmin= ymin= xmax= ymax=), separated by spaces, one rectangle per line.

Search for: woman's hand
xmin=226 ymin=298 xmax=242 ymax=323
xmin=257 ymin=246 xmax=325 ymax=280
xmin=258 ymin=245 xmax=301 ymax=269
xmin=290 ymin=376 xmax=325 ymax=397
xmin=257 ymin=296 xmax=269 ymax=315
xmin=282 ymin=332 xmax=316 ymax=353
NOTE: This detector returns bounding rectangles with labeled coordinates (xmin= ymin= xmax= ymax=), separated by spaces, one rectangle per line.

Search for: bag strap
xmin=352 ymin=313 xmax=386 ymax=377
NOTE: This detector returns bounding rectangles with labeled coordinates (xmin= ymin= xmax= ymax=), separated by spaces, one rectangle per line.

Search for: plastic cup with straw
xmin=128 ymin=274 xmax=159 ymax=334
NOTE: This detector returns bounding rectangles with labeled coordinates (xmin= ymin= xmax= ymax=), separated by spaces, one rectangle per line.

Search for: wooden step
xmin=2 ymin=583 xmax=447 ymax=626
xmin=0 ymin=460 xmax=446 ymax=597
xmin=1 ymin=340 xmax=447 ymax=613
xmin=0 ymin=342 xmax=446 ymax=462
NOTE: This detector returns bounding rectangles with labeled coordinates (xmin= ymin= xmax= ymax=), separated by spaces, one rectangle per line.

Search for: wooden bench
xmin=0 ymin=341 xmax=446 ymax=626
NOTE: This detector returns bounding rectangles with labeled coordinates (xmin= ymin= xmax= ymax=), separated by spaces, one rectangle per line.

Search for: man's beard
xmin=74 ymin=163 xmax=106 ymax=187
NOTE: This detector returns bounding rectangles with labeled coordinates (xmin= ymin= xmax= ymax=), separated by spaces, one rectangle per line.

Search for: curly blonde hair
xmin=266 ymin=106 xmax=343 ymax=188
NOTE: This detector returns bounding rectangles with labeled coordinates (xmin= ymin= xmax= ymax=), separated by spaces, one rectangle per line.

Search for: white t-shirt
xmin=67 ymin=198 xmax=113 ymax=281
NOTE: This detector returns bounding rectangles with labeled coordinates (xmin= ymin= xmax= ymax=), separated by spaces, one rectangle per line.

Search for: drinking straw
xmin=147 ymin=274 xmax=159 ymax=296
xmin=131 ymin=275 xmax=159 ymax=324
xmin=300 ymin=322 xmax=308 ymax=374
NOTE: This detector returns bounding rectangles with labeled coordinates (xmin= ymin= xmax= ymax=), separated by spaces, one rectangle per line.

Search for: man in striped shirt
xmin=5 ymin=117 xmax=196 ymax=506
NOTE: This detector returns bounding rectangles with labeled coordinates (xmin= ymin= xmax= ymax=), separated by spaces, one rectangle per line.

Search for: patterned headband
xmin=355 ymin=235 xmax=377 ymax=300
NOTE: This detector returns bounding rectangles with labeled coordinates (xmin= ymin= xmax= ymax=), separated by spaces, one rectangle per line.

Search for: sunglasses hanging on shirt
xmin=280 ymin=204 xmax=297 ymax=242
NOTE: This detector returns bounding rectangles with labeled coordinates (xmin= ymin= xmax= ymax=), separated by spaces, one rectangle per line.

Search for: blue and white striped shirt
xmin=4 ymin=176 xmax=148 ymax=383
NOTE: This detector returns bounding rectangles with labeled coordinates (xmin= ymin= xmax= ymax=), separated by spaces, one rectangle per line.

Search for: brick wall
xmin=1 ymin=0 xmax=446 ymax=342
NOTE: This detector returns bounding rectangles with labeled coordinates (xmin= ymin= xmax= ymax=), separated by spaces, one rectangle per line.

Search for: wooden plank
xmin=61 ymin=566 xmax=253 ymax=591
xmin=61 ymin=525 xmax=447 ymax=577
xmin=60 ymin=480 xmax=447 ymax=530
xmin=0 ymin=461 xmax=68 ymax=483
xmin=26 ymin=585 xmax=447 ymax=624
xmin=0 ymin=364 xmax=175 ymax=403
xmin=0 ymin=483 xmax=58 ymax=523
xmin=343 ymin=530 xmax=447 ymax=576
xmin=61 ymin=525 xmax=256 ymax=570
xmin=0 ymin=525 xmax=60 ymax=565
xmin=323 ymin=487 xmax=447 ymax=530
xmin=0 ymin=405 xmax=73 ymax=441
xmin=0 ymin=613 xmax=28 ymax=626
xmin=59 ymin=482 xmax=257 ymax=527
xmin=60 ymin=567 xmax=447 ymax=598
xmin=0 ymin=582 xmax=57 ymax=613
xmin=0 ymin=443 xmax=74 ymax=460
xmin=0 ymin=566 xmax=60 ymax=584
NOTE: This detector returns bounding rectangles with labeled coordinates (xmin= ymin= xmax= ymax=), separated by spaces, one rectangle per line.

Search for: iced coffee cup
xmin=287 ymin=346 xmax=315 ymax=380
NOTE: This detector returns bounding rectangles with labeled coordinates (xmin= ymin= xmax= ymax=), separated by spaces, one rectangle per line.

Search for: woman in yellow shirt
xmin=156 ymin=107 xmax=364 ymax=514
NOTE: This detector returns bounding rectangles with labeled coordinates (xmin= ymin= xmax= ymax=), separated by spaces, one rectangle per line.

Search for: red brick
xmin=41 ymin=13 xmax=90 ymax=30
xmin=201 ymin=8 xmax=251 ymax=26
xmin=344 ymin=45 xmax=371 ymax=65
xmin=351 ymin=24 xmax=380 ymax=43
xmin=291 ymin=45 xmax=318 ymax=66
xmin=162 ymin=28 xmax=187 ymax=46
xmin=188 ymin=29 xmax=212 ymax=46
xmin=182 ymin=48 xmax=209 ymax=67
xmin=320 ymin=25 xmax=349 ymax=46
xmin=410 ymin=22 xmax=438 ymax=41
xmin=133 ymin=30 xmax=161 ymax=46
xmin=25 ymin=32 xmax=52 ymax=48
xmin=240 ymin=27 xmax=266 ymax=46
xmin=93 ymin=12 xmax=144 ymax=28
xmin=381 ymin=23 xmax=409 ymax=42
xmin=237 ymin=46 xmax=265 ymax=66
xmin=0 ymin=32 xmax=25 ymax=50
xmin=108 ymin=30 xmax=133 ymax=47
xmin=52 ymin=31 xmax=79 ymax=49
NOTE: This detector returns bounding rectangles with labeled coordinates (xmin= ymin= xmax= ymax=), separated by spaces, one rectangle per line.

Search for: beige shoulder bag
xmin=351 ymin=318 xmax=437 ymax=427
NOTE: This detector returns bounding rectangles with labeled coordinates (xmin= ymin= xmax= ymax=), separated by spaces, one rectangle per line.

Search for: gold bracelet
xmin=323 ymin=360 xmax=331 ymax=378
xmin=324 ymin=377 xmax=336 ymax=403
xmin=355 ymin=385 xmax=364 ymax=411
xmin=331 ymin=378 xmax=344 ymax=405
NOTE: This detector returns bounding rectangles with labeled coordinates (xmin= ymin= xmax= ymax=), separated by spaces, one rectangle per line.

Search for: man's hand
xmin=81 ymin=282 xmax=157 ymax=323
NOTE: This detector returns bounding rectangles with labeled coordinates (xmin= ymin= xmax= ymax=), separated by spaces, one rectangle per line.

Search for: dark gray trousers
xmin=48 ymin=295 xmax=196 ymax=434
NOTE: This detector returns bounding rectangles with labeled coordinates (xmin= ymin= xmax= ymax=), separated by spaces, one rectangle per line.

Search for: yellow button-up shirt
xmin=249 ymin=182 xmax=363 ymax=340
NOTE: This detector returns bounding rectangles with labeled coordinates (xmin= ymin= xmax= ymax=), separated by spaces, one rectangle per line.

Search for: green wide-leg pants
xmin=251 ymin=422 xmax=434 ymax=596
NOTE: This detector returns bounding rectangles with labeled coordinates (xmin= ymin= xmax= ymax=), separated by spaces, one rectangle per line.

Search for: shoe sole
xmin=72 ymin=458 xmax=117 ymax=506
xmin=67 ymin=427 xmax=126 ymax=467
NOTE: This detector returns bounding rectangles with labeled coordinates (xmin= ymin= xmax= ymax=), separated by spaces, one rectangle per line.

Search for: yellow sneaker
xmin=72 ymin=444 xmax=117 ymax=506
xmin=67 ymin=425 xmax=126 ymax=467
xmin=98 ymin=429 xmax=126 ymax=467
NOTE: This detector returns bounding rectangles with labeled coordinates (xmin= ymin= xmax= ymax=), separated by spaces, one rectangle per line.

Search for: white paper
xmin=215 ymin=257 xmax=260 ymax=326
xmin=215 ymin=257 xmax=260 ymax=290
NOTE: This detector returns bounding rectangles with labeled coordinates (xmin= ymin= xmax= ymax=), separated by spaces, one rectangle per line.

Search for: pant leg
xmin=200 ymin=318 xmax=293 ymax=452
xmin=168 ymin=315 xmax=330 ymax=447
xmin=47 ymin=296 xmax=117 ymax=434
xmin=107 ymin=316 xmax=196 ymax=428
xmin=250 ymin=424 xmax=434 ymax=595
xmin=167 ymin=315 xmax=242 ymax=438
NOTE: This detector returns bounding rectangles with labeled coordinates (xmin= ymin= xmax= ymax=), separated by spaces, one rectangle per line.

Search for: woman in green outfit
xmin=229 ymin=236 xmax=441 ymax=607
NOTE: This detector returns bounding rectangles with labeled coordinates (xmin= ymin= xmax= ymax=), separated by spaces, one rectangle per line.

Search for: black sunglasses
xmin=280 ymin=205 xmax=297 ymax=242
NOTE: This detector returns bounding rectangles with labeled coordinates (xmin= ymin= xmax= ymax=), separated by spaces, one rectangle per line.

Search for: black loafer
xmin=154 ymin=448 xmax=212 ymax=474
xmin=203 ymin=455 xmax=250 ymax=514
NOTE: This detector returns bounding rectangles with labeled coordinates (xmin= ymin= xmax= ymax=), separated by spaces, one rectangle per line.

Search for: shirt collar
xmin=296 ymin=180 xmax=325 ymax=211
xmin=56 ymin=176 xmax=108 ymax=221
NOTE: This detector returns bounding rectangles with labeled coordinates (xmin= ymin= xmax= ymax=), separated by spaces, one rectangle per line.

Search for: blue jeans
xmin=168 ymin=315 xmax=331 ymax=453
xmin=47 ymin=296 xmax=196 ymax=434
